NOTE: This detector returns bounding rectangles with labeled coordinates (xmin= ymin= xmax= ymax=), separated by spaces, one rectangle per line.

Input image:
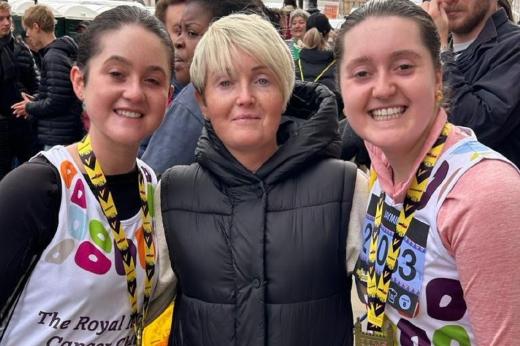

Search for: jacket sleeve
xmin=146 ymin=180 xmax=177 ymax=324
xmin=346 ymin=169 xmax=368 ymax=274
xmin=141 ymin=101 xmax=204 ymax=176
xmin=0 ymin=159 xmax=60 ymax=307
xmin=26 ymin=52 xmax=76 ymax=118
xmin=443 ymin=45 xmax=520 ymax=147
xmin=15 ymin=40 xmax=39 ymax=95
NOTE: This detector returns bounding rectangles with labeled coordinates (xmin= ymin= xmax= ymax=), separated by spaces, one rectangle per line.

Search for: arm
xmin=441 ymin=45 xmax=520 ymax=147
xmin=141 ymin=100 xmax=204 ymax=175
xmin=438 ymin=160 xmax=520 ymax=344
xmin=0 ymin=159 xmax=60 ymax=307
xmin=346 ymin=169 xmax=369 ymax=274
xmin=25 ymin=52 xmax=77 ymax=118
xmin=145 ymin=180 xmax=177 ymax=324
xmin=15 ymin=40 xmax=39 ymax=96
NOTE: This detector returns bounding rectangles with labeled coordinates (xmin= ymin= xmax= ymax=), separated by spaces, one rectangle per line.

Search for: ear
xmin=195 ymin=89 xmax=209 ymax=120
xmin=435 ymin=67 xmax=442 ymax=92
xmin=70 ymin=65 xmax=86 ymax=101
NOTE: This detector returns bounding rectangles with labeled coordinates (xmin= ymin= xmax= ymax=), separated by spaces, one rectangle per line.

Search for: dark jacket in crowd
xmin=295 ymin=48 xmax=337 ymax=94
xmin=0 ymin=34 xmax=38 ymax=179
xmin=0 ymin=34 xmax=38 ymax=118
xmin=443 ymin=9 xmax=520 ymax=167
xmin=160 ymin=82 xmax=356 ymax=346
xmin=26 ymin=36 xmax=83 ymax=146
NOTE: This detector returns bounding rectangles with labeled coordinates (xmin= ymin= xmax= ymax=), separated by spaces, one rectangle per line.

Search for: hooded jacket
xmin=26 ymin=36 xmax=83 ymax=146
xmin=296 ymin=48 xmax=337 ymax=95
xmin=160 ymin=82 xmax=357 ymax=346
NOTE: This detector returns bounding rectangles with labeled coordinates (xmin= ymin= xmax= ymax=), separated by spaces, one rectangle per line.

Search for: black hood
xmin=300 ymin=48 xmax=334 ymax=65
xmin=42 ymin=36 xmax=78 ymax=59
xmin=195 ymin=81 xmax=341 ymax=187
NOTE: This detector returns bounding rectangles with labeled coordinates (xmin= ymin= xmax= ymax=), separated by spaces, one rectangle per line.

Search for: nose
xmin=174 ymin=32 xmax=185 ymax=49
xmin=236 ymin=83 xmax=254 ymax=106
xmin=372 ymin=72 xmax=396 ymax=99
xmin=123 ymin=77 xmax=145 ymax=103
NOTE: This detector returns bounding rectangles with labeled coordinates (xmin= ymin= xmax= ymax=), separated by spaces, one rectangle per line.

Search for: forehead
xmin=343 ymin=16 xmax=425 ymax=59
xmin=0 ymin=8 xmax=11 ymax=17
xmin=292 ymin=16 xmax=306 ymax=23
xmin=165 ymin=3 xmax=186 ymax=25
xmin=182 ymin=2 xmax=212 ymax=25
xmin=95 ymin=25 xmax=169 ymax=64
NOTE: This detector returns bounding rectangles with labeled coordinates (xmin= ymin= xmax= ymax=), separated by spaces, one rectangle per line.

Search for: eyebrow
xmin=104 ymin=55 xmax=167 ymax=75
xmin=345 ymin=49 xmax=423 ymax=69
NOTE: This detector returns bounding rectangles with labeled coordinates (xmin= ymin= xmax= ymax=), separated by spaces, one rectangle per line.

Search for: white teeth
xmin=116 ymin=110 xmax=142 ymax=119
xmin=371 ymin=107 xmax=405 ymax=120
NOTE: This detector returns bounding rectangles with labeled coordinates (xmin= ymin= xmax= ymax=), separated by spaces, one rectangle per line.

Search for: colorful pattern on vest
xmin=1 ymin=146 xmax=157 ymax=346
xmin=355 ymin=134 xmax=516 ymax=345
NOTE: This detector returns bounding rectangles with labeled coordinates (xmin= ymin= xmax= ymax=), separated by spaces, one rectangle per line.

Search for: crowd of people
xmin=0 ymin=0 xmax=519 ymax=345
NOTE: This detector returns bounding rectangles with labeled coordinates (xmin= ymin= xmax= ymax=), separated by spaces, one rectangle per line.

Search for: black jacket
xmin=295 ymin=48 xmax=337 ymax=94
xmin=161 ymin=82 xmax=356 ymax=346
xmin=0 ymin=34 xmax=38 ymax=118
xmin=26 ymin=36 xmax=83 ymax=146
xmin=444 ymin=9 xmax=520 ymax=167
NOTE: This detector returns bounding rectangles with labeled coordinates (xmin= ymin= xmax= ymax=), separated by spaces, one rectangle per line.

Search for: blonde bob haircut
xmin=190 ymin=13 xmax=295 ymax=108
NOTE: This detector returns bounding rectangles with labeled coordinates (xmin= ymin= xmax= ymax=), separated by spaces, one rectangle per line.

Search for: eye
xmin=257 ymin=77 xmax=271 ymax=86
xmin=353 ymin=70 xmax=370 ymax=79
xmin=145 ymin=77 xmax=161 ymax=86
xmin=187 ymin=31 xmax=199 ymax=38
xmin=109 ymin=70 xmax=125 ymax=80
xmin=218 ymin=80 xmax=231 ymax=88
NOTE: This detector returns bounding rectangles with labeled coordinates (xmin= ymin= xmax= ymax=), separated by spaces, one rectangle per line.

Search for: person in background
xmin=12 ymin=5 xmax=84 ymax=150
xmin=295 ymin=12 xmax=337 ymax=95
xmin=336 ymin=0 xmax=520 ymax=344
xmin=150 ymin=13 xmax=368 ymax=346
xmin=497 ymin=0 xmax=514 ymax=21
xmin=0 ymin=1 xmax=38 ymax=180
xmin=423 ymin=0 xmax=520 ymax=168
xmin=141 ymin=0 xmax=267 ymax=175
xmin=138 ymin=0 xmax=187 ymax=156
xmin=287 ymin=9 xmax=309 ymax=60
xmin=0 ymin=6 xmax=173 ymax=344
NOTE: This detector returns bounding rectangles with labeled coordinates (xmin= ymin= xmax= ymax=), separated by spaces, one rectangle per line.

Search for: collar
xmin=469 ymin=9 xmax=509 ymax=48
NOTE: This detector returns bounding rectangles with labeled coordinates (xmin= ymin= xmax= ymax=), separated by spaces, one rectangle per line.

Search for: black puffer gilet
xmin=161 ymin=82 xmax=356 ymax=346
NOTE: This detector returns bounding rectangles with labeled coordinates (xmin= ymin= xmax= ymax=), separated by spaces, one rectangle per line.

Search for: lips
xmin=232 ymin=114 xmax=261 ymax=122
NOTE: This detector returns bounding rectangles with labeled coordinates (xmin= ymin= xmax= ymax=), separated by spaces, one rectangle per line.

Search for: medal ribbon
xmin=77 ymin=135 xmax=156 ymax=344
xmin=366 ymin=123 xmax=452 ymax=331
xmin=298 ymin=58 xmax=336 ymax=83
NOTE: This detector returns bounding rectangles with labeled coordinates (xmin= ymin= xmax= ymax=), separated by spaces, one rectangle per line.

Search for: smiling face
xmin=290 ymin=15 xmax=307 ymax=40
xmin=172 ymin=2 xmax=213 ymax=85
xmin=339 ymin=16 xmax=441 ymax=156
xmin=198 ymin=49 xmax=284 ymax=168
xmin=440 ymin=0 xmax=494 ymax=41
xmin=71 ymin=24 xmax=171 ymax=151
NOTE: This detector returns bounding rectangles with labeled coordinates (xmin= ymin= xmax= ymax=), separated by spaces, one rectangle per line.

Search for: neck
xmin=70 ymin=132 xmax=138 ymax=176
xmin=230 ymin=145 xmax=277 ymax=173
xmin=41 ymin=33 xmax=56 ymax=49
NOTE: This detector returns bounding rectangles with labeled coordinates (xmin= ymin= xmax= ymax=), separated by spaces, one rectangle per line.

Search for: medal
xmin=354 ymin=317 xmax=394 ymax=346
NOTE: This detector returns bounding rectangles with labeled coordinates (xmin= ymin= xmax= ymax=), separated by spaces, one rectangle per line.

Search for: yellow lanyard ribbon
xmin=77 ymin=135 xmax=155 ymax=345
xmin=297 ymin=58 xmax=336 ymax=83
xmin=366 ymin=123 xmax=452 ymax=331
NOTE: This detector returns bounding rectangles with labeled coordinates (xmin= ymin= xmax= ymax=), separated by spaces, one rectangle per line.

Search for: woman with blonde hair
xmin=296 ymin=12 xmax=337 ymax=95
xmin=152 ymin=12 xmax=368 ymax=346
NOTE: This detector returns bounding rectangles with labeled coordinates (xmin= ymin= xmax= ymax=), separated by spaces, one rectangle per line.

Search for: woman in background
xmin=287 ymin=9 xmax=309 ymax=60
xmin=296 ymin=12 xmax=337 ymax=95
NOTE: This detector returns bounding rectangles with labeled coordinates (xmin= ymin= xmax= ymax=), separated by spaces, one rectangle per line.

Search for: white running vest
xmin=356 ymin=132 xmax=517 ymax=345
xmin=1 ymin=146 xmax=158 ymax=346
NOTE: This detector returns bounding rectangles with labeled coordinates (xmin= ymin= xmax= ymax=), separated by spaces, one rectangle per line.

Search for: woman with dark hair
xmin=0 ymin=5 xmax=174 ymax=344
xmin=295 ymin=12 xmax=337 ymax=95
xmin=335 ymin=0 xmax=520 ymax=344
